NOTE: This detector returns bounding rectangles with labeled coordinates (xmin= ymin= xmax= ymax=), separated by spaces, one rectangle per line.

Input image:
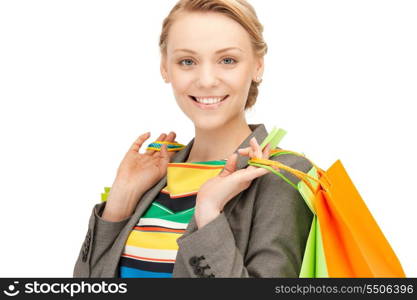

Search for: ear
xmin=160 ymin=55 xmax=169 ymax=83
xmin=253 ymin=56 xmax=264 ymax=81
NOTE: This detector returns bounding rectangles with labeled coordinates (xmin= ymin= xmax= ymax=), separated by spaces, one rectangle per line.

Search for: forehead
xmin=167 ymin=12 xmax=252 ymax=54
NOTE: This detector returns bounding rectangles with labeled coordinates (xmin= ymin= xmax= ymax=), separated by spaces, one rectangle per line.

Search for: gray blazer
xmin=73 ymin=123 xmax=313 ymax=278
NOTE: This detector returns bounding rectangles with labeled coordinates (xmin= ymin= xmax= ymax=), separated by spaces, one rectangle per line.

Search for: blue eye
xmin=222 ymin=57 xmax=237 ymax=64
xmin=179 ymin=59 xmax=194 ymax=66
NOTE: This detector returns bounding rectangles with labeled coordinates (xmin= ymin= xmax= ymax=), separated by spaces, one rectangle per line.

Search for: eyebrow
xmin=173 ymin=47 xmax=244 ymax=54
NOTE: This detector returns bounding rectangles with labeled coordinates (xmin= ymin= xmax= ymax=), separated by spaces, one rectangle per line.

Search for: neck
xmin=186 ymin=115 xmax=252 ymax=163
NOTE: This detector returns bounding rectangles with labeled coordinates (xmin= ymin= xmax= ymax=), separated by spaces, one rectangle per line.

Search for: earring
xmin=255 ymin=76 xmax=262 ymax=83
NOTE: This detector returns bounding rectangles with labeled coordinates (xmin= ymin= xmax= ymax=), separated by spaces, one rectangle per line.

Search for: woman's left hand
xmin=195 ymin=137 xmax=272 ymax=229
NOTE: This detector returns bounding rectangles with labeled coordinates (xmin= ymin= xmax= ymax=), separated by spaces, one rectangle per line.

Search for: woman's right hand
xmin=115 ymin=131 xmax=177 ymax=191
xmin=102 ymin=131 xmax=177 ymax=222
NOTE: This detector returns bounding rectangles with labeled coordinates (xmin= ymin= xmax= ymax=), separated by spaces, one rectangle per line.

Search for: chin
xmin=191 ymin=115 xmax=230 ymax=131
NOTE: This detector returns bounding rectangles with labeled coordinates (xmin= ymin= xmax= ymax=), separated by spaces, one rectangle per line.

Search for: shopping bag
xmin=249 ymin=127 xmax=406 ymax=277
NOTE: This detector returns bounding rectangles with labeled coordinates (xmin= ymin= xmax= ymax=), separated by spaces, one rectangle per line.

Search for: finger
xmin=130 ymin=132 xmax=151 ymax=153
xmin=241 ymin=166 xmax=269 ymax=182
xmin=250 ymin=137 xmax=263 ymax=158
xmin=238 ymin=145 xmax=261 ymax=168
xmin=160 ymin=143 xmax=169 ymax=160
xmin=170 ymin=131 xmax=177 ymax=143
xmin=145 ymin=133 xmax=167 ymax=155
xmin=262 ymin=143 xmax=271 ymax=158
xmin=164 ymin=132 xmax=176 ymax=148
xmin=167 ymin=138 xmax=180 ymax=159
xmin=156 ymin=131 xmax=176 ymax=144
xmin=153 ymin=131 xmax=176 ymax=157
xmin=237 ymin=146 xmax=251 ymax=156
xmin=220 ymin=153 xmax=238 ymax=177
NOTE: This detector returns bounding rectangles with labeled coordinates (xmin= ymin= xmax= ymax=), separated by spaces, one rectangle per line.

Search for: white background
xmin=0 ymin=0 xmax=416 ymax=277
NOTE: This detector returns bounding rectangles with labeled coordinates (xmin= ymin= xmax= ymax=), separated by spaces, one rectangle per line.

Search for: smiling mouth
xmin=188 ymin=95 xmax=229 ymax=104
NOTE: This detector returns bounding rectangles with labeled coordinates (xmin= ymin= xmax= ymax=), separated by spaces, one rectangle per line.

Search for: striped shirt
xmin=118 ymin=159 xmax=227 ymax=278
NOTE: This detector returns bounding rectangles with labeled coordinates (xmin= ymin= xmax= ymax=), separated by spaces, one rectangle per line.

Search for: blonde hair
xmin=159 ymin=0 xmax=268 ymax=110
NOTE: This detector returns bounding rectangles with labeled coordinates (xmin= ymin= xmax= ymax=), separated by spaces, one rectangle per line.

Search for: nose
xmin=196 ymin=62 xmax=220 ymax=88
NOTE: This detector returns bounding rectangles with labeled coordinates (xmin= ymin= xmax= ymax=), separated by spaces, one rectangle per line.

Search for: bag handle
xmin=146 ymin=141 xmax=186 ymax=152
xmin=270 ymin=149 xmax=332 ymax=189
xmin=248 ymin=155 xmax=331 ymax=196
xmin=260 ymin=127 xmax=287 ymax=150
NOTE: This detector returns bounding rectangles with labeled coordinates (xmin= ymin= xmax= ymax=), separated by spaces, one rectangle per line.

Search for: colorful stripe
xmin=146 ymin=141 xmax=186 ymax=152
xmin=165 ymin=161 xmax=226 ymax=197
xmin=118 ymin=159 xmax=226 ymax=278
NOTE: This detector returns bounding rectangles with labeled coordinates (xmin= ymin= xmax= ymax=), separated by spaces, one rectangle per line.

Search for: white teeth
xmin=195 ymin=96 xmax=225 ymax=104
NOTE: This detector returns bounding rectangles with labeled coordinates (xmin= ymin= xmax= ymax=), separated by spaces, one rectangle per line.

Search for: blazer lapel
xmin=224 ymin=123 xmax=269 ymax=214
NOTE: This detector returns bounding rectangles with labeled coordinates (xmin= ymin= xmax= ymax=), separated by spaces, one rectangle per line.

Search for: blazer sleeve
xmin=73 ymin=202 xmax=131 ymax=277
xmin=176 ymin=154 xmax=314 ymax=278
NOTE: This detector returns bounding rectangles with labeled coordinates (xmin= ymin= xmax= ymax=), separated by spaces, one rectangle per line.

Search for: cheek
xmin=170 ymin=70 xmax=193 ymax=93
xmin=226 ymin=75 xmax=252 ymax=103
xmin=226 ymin=67 xmax=252 ymax=91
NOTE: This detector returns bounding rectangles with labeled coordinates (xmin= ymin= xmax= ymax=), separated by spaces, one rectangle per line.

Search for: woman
xmin=73 ymin=0 xmax=313 ymax=278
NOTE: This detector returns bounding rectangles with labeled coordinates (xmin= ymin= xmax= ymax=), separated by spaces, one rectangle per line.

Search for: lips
xmin=188 ymin=95 xmax=229 ymax=103
xmin=188 ymin=94 xmax=230 ymax=110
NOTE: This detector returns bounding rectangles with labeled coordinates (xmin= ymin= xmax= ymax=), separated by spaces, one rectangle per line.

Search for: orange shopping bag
xmin=250 ymin=127 xmax=406 ymax=277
